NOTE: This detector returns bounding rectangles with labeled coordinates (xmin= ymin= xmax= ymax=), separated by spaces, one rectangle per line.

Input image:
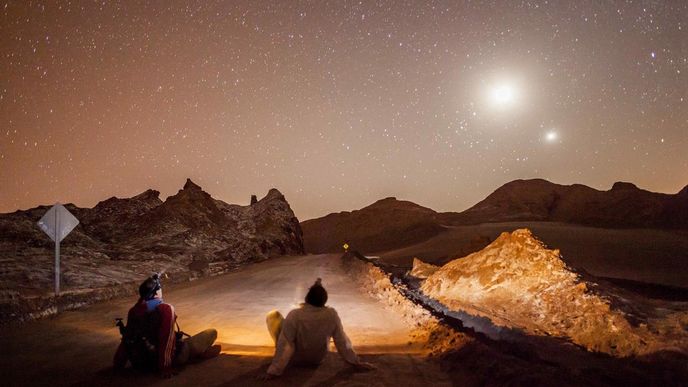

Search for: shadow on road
xmin=69 ymin=352 xmax=432 ymax=387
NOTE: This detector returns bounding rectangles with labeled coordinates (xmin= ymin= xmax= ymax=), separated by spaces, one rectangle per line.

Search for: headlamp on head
xmin=139 ymin=272 xmax=163 ymax=300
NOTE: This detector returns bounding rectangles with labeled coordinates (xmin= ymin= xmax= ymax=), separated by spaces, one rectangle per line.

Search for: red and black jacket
xmin=113 ymin=298 xmax=177 ymax=372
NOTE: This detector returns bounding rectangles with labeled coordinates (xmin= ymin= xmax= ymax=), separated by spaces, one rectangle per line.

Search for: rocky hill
xmin=301 ymin=179 xmax=688 ymax=254
xmin=300 ymin=197 xmax=445 ymax=254
xmin=0 ymin=179 xmax=304 ymax=321
xmin=447 ymin=179 xmax=688 ymax=228
xmin=417 ymin=229 xmax=688 ymax=356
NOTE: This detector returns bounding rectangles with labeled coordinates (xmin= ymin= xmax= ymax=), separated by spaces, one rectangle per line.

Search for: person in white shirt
xmin=260 ymin=278 xmax=375 ymax=379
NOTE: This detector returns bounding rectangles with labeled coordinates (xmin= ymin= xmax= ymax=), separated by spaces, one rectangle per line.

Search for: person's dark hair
xmin=305 ymin=278 xmax=328 ymax=307
xmin=138 ymin=274 xmax=162 ymax=300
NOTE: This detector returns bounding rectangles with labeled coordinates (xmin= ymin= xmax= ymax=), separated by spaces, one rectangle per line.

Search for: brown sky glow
xmin=1 ymin=1 xmax=687 ymax=220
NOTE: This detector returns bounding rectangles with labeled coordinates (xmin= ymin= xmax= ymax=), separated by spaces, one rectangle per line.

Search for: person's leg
xmin=187 ymin=329 xmax=218 ymax=357
xmin=174 ymin=338 xmax=191 ymax=366
xmin=266 ymin=310 xmax=284 ymax=345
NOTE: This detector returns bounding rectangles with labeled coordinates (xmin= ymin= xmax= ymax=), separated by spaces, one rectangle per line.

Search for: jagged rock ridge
xmin=0 ymin=179 xmax=304 ymax=321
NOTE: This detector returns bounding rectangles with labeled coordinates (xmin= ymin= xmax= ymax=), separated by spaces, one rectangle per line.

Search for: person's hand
xmin=353 ymin=361 xmax=376 ymax=371
xmin=256 ymin=372 xmax=278 ymax=381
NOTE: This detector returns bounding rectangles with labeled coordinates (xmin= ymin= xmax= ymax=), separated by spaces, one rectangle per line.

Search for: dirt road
xmin=1 ymin=254 xmax=451 ymax=386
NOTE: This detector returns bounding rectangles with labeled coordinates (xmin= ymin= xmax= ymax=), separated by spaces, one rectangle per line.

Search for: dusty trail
xmin=1 ymin=254 xmax=450 ymax=386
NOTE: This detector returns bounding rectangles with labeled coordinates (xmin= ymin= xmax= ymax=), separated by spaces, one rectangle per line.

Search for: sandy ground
xmin=379 ymin=222 xmax=688 ymax=288
xmin=0 ymin=254 xmax=451 ymax=387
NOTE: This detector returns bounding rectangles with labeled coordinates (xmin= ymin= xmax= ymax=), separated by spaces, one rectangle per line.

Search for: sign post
xmin=55 ymin=207 xmax=60 ymax=295
xmin=37 ymin=203 xmax=79 ymax=296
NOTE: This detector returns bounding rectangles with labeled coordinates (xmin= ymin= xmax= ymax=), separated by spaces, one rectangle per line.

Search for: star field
xmin=1 ymin=1 xmax=687 ymax=219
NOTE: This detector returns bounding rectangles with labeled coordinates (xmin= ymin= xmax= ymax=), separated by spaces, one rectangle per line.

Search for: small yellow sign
xmin=343 ymin=243 xmax=349 ymax=251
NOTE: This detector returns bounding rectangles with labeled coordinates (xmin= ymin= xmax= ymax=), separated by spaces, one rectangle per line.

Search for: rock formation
xmin=0 ymin=179 xmax=304 ymax=321
xmin=418 ymin=229 xmax=688 ymax=356
xmin=409 ymin=257 xmax=439 ymax=279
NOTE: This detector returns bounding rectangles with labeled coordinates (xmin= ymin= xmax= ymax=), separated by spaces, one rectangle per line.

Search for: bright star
xmin=545 ymin=130 xmax=559 ymax=142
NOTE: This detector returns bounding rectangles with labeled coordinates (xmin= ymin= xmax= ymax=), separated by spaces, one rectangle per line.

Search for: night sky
xmin=1 ymin=1 xmax=687 ymax=220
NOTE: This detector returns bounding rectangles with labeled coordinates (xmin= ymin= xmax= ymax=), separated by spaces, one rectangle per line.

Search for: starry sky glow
xmin=1 ymin=1 xmax=687 ymax=220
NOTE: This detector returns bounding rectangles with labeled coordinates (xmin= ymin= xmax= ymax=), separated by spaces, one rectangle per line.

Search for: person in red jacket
xmin=113 ymin=274 xmax=220 ymax=378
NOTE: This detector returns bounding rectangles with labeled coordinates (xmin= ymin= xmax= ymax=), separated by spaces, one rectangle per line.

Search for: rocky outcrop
xmin=0 ymin=179 xmax=304 ymax=322
xmin=80 ymin=189 xmax=163 ymax=243
xmin=419 ymin=229 xmax=688 ymax=356
xmin=409 ymin=257 xmax=439 ymax=279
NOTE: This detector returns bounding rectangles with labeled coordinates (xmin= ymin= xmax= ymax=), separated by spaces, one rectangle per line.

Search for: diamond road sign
xmin=37 ymin=203 xmax=79 ymax=243
xmin=37 ymin=203 xmax=79 ymax=296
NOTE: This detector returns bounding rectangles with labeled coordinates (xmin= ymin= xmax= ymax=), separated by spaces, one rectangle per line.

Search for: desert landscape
xmin=1 ymin=178 xmax=687 ymax=386
xmin=303 ymin=179 xmax=688 ymax=286
xmin=2 ymin=1 xmax=687 ymax=386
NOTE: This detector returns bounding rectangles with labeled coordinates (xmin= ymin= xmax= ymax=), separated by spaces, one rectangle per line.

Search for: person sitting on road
xmin=261 ymin=278 xmax=375 ymax=380
xmin=113 ymin=273 xmax=221 ymax=378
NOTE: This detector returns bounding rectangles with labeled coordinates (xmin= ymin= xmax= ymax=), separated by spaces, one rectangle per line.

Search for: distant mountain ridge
xmin=301 ymin=179 xmax=688 ymax=253
xmin=449 ymin=179 xmax=688 ymax=228
xmin=300 ymin=197 xmax=444 ymax=254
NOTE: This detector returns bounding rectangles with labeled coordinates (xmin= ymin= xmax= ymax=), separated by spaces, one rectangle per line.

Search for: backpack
xmin=121 ymin=312 xmax=158 ymax=370
xmin=117 ymin=311 xmax=190 ymax=370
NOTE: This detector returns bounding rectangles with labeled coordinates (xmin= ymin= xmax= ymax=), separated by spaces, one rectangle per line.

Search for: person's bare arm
xmin=265 ymin=314 xmax=296 ymax=377
xmin=331 ymin=309 xmax=373 ymax=369
xmin=331 ymin=309 xmax=357 ymax=364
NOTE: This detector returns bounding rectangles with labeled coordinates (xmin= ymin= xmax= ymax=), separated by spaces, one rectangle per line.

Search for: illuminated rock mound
xmin=409 ymin=257 xmax=439 ymax=279
xmin=420 ymin=229 xmax=644 ymax=356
